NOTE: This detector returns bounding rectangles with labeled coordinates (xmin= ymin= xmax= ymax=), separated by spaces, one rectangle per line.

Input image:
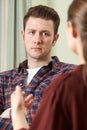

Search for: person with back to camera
xmin=0 ymin=4 xmax=75 ymax=129
xmin=11 ymin=0 xmax=87 ymax=130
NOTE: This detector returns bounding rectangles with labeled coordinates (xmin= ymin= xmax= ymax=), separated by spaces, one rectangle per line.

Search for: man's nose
xmin=34 ymin=33 xmax=42 ymax=44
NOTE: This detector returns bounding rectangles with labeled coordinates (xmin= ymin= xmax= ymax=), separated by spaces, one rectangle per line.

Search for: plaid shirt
xmin=0 ymin=56 xmax=75 ymax=130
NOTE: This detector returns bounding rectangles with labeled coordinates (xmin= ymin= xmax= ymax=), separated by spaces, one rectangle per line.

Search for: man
xmin=0 ymin=5 xmax=75 ymax=129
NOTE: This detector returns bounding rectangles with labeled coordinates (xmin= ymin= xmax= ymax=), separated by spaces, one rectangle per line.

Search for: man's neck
xmin=28 ymin=57 xmax=52 ymax=69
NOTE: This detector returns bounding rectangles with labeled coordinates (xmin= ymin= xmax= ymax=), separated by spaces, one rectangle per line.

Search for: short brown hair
xmin=23 ymin=5 xmax=60 ymax=34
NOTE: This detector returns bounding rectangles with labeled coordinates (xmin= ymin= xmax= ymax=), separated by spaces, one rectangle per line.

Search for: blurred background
xmin=0 ymin=0 xmax=79 ymax=72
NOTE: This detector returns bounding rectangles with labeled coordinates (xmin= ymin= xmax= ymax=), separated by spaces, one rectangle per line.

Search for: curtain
xmin=0 ymin=0 xmax=32 ymax=72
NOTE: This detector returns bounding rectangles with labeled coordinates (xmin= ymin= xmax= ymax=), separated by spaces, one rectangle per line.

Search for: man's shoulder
xmin=59 ymin=60 xmax=76 ymax=67
xmin=54 ymin=65 xmax=83 ymax=90
xmin=51 ymin=56 xmax=76 ymax=74
xmin=52 ymin=56 xmax=76 ymax=67
xmin=0 ymin=60 xmax=28 ymax=77
xmin=0 ymin=68 xmax=18 ymax=77
xmin=57 ymin=61 xmax=76 ymax=73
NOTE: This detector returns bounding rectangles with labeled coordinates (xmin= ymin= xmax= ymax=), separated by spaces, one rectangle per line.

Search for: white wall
xmin=32 ymin=0 xmax=80 ymax=65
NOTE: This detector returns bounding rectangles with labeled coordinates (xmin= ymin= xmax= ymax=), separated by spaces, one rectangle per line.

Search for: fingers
xmin=16 ymin=85 xmax=21 ymax=91
xmin=24 ymin=94 xmax=34 ymax=109
xmin=11 ymin=85 xmax=34 ymax=111
xmin=11 ymin=85 xmax=25 ymax=99
xmin=25 ymin=94 xmax=33 ymax=102
xmin=15 ymin=85 xmax=23 ymax=96
xmin=11 ymin=86 xmax=24 ymax=110
xmin=24 ymin=99 xmax=34 ymax=109
xmin=11 ymin=86 xmax=21 ymax=98
xmin=11 ymin=86 xmax=21 ymax=104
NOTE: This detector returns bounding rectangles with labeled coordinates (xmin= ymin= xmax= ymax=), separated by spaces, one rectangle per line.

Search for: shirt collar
xmin=18 ymin=56 xmax=60 ymax=73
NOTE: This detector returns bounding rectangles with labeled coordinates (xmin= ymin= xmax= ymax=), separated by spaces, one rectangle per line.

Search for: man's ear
xmin=68 ymin=21 xmax=77 ymax=38
xmin=21 ymin=30 xmax=25 ymax=41
xmin=52 ymin=34 xmax=59 ymax=46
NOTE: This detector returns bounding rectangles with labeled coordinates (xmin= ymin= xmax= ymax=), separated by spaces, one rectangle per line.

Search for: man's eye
xmin=28 ymin=31 xmax=35 ymax=35
xmin=42 ymin=32 xmax=49 ymax=36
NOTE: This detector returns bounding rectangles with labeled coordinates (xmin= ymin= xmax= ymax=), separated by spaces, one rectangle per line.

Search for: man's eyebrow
xmin=26 ymin=28 xmax=51 ymax=34
xmin=41 ymin=30 xmax=51 ymax=33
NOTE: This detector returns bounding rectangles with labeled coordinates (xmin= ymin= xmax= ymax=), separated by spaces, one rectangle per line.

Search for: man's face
xmin=21 ymin=17 xmax=58 ymax=61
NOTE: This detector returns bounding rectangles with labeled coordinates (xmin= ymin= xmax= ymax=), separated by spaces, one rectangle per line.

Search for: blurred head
xmin=67 ymin=0 xmax=87 ymax=62
xmin=67 ymin=0 xmax=87 ymax=85
xmin=23 ymin=5 xmax=60 ymax=35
